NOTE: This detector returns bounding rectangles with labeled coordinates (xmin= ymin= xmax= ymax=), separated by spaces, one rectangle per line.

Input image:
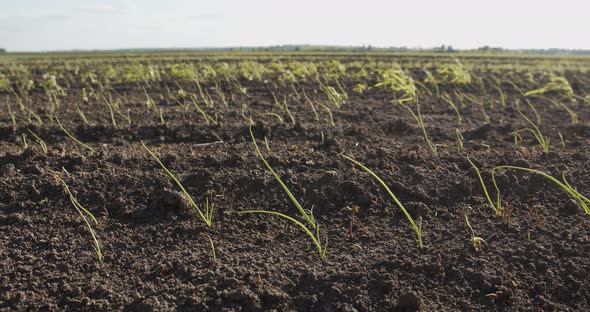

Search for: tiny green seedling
xmin=400 ymin=100 xmax=437 ymax=156
xmin=237 ymin=126 xmax=328 ymax=257
xmin=141 ymin=141 xmax=214 ymax=227
xmin=512 ymin=110 xmax=549 ymax=153
xmin=492 ymin=165 xmax=590 ymax=215
xmin=53 ymin=171 xmax=103 ymax=262
xmin=464 ymin=210 xmax=487 ymax=252
xmin=467 ymin=157 xmax=502 ymax=216
xmin=56 ymin=117 xmax=96 ymax=153
xmin=27 ymin=129 xmax=48 ymax=153
xmin=341 ymin=154 xmax=423 ymax=249
xmin=441 ymin=93 xmax=462 ymax=125
xmin=203 ymin=233 xmax=217 ymax=263
xmin=455 ymin=128 xmax=464 ymax=150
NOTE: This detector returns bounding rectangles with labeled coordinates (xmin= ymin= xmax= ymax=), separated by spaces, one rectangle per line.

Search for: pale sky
xmin=0 ymin=0 xmax=589 ymax=52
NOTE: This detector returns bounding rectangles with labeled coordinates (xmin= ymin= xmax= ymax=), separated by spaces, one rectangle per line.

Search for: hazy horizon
xmin=1 ymin=0 xmax=589 ymax=52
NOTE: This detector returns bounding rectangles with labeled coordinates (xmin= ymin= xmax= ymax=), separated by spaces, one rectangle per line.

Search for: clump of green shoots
xmin=524 ymin=74 xmax=573 ymax=100
xmin=341 ymin=154 xmax=423 ymax=249
xmin=375 ymin=65 xmax=417 ymax=104
xmin=319 ymin=79 xmax=348 ymax=108
xmin=238 ymin=126 xmax=327 ymax=257
xmin=141 ymin=141 xmax=214 ymax=227
xmin=53 ymin=171 xmax=103 ymax=262
xmin=512 ymin=110 xmax=550 ymax=153
xmin=437 ymin=58 xmax=472 ymax=85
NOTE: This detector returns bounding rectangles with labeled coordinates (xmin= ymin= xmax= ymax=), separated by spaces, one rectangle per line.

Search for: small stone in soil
xmin=395 ymin=291 xmax=420 ymax=312
xmin=0 ymin=164 xmax=16 ymax=177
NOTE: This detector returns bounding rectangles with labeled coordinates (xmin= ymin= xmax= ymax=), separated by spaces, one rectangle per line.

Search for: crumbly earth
xmin=1 ymin=60 xmax=590 ymax=311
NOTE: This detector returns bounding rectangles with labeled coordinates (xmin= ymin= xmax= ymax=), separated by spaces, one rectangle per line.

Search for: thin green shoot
xmin=257 ymin=112 xmax=284 ymax=124
xmin=27 ymin=129 xmax=48 ymax=153
xmin=493 ymin=84 xmax=507 ymax=107
xmin=241 ymin=126 xmax=327 ymax=257
xmin=203 ymin=233 xmax=217 ymax=262
xmin=236 ymin=210 xmax=328 ymax=257
xmin=241 ymin=103 xmax=254 ymax=125
xmin=190 ymin=95 xmax=217 ymax=125
xmin=341 ymin=154 xmax=423 ymax=249
xmin=302 ymin=88 xmax=320 ymax=122
xmin=558 ymin=132 xmax=565 ymax=146
xmin=441 ymin=93 xmax=462 ymax=125
xmin=141 ymin=141 xmax=214 ymax=226
xmin=282 ymin=96 xmax=296 ymax=125
xmin=467 ymin=157 xmax=501 ymax=216
xmin=316 ymin=101 xmax=335 ymax=127
xmin=75 ymin=103 xmax=89 ymax=125
xmin=532 ymin=95 xmax=578 ymax=125
xmin=264 ymin=136 xmax=271 ymax=152
xmin=513 ymin=110 xmax=549 ymax=153
xmin=10 ymin=89 xmax=42 ymax=124
xmin=464 ymin=211 xmax=487 ymax=252
xmin=455 ymin=128 xmax=464 ymax=150
xmin=53 ymin=172 xmax=102 ymax=262
xmin=97 ymin=91 xmax=117 ymax=128
xmin=21 ymin=133 xmax=28 ymax=149
xmin=249 ymin=126 xmax=316 ymax=228
xmin=56 ymin=117 xmax=96 ymax=153
xmin=400 ymin=100 xmax=437 ymax=156
xmin=7 ymin=101 xmax=17 ymax=129
xmin=492 ymin=165 xmax=590 ymax=215
xmin=464 ymin=93 xmax=490 ymax=123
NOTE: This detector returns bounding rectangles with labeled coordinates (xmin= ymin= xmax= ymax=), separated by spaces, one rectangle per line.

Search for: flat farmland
xmin=1 ymin=52 xmax=589 ymax=311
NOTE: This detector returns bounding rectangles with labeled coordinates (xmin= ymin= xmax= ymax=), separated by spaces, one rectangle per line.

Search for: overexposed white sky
xmin=0 ymin=0 xmax=589 ymax=52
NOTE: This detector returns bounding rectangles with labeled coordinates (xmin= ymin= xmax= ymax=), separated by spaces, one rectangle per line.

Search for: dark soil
xmin=1 ymin=61 xmax=590 ymax=311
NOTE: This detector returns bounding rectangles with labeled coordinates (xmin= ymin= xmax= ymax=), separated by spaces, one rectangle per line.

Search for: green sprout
xmin=141 ymin=141 xmax=214 ymax=227
xmin=203 ymin=233 xmax=217 ymax=263
xmin=441 ymin=92 xmax=462 ymax=125
xmin=341 ymin=154 xmax=423 ymax=249
xmin=455 ymin=128 xmax=464 ymax=150
xmin=375 ymin=65 xmax=417 ymax=104
xmin=437 ymin=58 xmax=472 ymax=85
xmin=53 ymin=171 xmax=103 ymax=262
xmin=27 ymin=129 xmax=48 ymax=154
xmin=524 ymin=74 xmax=573 ymax=100
xmin=56 ymin=117 xmax=96 ymax=153
xmin=400 ymin=100 xmax=437 ymax=156
xmin=512 ymin=110 xmax=549 ymax=153
xmin=467 ymin=157 xmax=502 ymax=216
xmin=237 ymin=126 xmax=327 ymax=257
xmin=492 ymin=166 xmax=590 ymax=215
xmin=464 ymin=210 xmax=487 ymax=252
xmin=531 ymin=94 xmax=578 ymax=125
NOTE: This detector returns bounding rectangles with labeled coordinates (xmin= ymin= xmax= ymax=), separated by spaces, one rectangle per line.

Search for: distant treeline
xmin=3 ymin=45 xmax=590 ymax=55
xmin=229 ymin=45 xmax=590 ymax=55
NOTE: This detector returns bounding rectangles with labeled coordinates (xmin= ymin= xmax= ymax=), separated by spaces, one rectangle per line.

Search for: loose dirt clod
xmin=395 ymin=291 xmax=421 ymax=312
